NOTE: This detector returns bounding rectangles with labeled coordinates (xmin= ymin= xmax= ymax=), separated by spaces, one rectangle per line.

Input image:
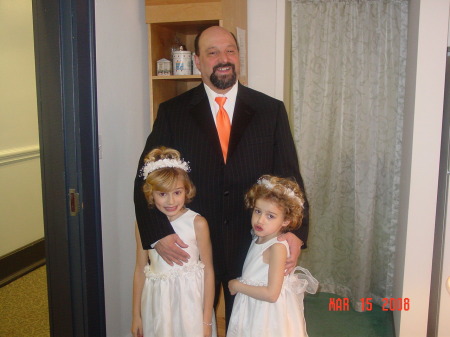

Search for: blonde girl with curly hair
xmin=132 ymin=147 xmax=216 ymax=337
xmin=227 ymin=175 xmax=318 ymax=337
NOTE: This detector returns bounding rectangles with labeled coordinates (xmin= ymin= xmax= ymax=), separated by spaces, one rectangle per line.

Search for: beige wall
xmin=0 ymin=0 xmax=44 ymax=256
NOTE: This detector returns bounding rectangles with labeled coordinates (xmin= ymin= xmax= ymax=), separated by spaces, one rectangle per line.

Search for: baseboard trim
xmin=0 ymin=238 xmax=46 ymax=287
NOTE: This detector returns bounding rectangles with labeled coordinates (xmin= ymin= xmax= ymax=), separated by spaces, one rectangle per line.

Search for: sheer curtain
xmin=290 ymin=0 xmax=408 ymax=310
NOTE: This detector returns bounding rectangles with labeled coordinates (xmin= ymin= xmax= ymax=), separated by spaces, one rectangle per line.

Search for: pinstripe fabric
xmin=134 ymin=82 xmax=309 ymax=319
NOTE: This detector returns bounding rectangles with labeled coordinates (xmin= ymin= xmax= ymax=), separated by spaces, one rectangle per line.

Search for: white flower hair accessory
xmin=257 ymin=178 xmax=304 ymax=208
xmin=140 ymin=158 xmax=190 ymax=180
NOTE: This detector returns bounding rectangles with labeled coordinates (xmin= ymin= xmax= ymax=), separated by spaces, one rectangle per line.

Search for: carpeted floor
xmin=0 ymin=267 xmax=395 ymax=337
xmin=0 ymin=266 xmax=50 ymax=337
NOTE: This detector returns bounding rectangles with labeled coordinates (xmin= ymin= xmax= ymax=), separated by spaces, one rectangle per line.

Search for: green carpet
xmin=304 ymin=292 xmax=395 ymax=337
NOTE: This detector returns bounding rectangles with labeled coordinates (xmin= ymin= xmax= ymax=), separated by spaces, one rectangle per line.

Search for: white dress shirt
xmin=204 ymin=82 xmax=238 ymax=125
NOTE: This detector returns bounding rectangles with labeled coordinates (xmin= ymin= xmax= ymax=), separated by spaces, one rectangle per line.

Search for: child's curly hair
xmin=244 ymin=175 xmax=305 ymax=232
xmin=142 ymin=147 xmax=196 ymax=206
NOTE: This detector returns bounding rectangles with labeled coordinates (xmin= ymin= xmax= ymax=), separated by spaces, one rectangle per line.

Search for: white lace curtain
xmin=290 ymin=0 xmax=408 ymax=310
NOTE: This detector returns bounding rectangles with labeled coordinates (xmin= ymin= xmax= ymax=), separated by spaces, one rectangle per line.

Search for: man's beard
xmin=210 ymin=63 xmax=237 ymax=90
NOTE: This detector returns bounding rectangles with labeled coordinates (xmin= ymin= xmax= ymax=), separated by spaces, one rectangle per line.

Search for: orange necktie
xmin=215 ymin=96 xmax=231 ymax=162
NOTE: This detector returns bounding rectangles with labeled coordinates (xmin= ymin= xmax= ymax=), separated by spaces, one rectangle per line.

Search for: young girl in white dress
xmin=131 ymin=147 xmax=216 ymax=337
xmin=227 ymin=175 xmax=318 ymax=337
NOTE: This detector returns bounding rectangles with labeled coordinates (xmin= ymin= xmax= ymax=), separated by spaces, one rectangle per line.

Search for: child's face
xmin=251 ymin=198 xmax=290 ymax=243
xmin=152 ymin=176 xmax=186 ymax=221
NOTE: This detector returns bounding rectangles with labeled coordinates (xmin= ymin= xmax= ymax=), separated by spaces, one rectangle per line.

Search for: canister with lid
xmin=173 ymin=50 xmax=192 ymax=75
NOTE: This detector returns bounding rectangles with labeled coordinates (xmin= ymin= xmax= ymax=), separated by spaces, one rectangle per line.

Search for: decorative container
xmin=173 ymin=51 xmax=192 ymax=75
xmin=156 ymin=58 xmax=172 ymax=76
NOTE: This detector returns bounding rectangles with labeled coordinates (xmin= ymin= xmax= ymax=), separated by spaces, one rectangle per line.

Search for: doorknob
xmin=447 ymin=276 xmax=450 ymax=295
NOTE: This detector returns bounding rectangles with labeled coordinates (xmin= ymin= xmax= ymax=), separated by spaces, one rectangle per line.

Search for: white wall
xmin=438 ymin=14 xmax=450 ymax=336
xmin=247 ymin=0 xmax=286 ymax=100
xmin=0 ymin=0 xmax=44 ymax=256
xmin=95 ymin=0 xmax=150 ymax=335
xmin=393 ymin=1 xmax=450 ymax=336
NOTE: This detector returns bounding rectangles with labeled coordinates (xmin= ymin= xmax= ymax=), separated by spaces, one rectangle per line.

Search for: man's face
xmin=194 ymin=27 xmax=240 ymax=94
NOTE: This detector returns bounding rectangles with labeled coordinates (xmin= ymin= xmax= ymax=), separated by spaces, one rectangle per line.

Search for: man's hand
xmin=277 ymin=232 xmax=303 ymax=275
xmin=154 ymin=234 xmax=190 ymax=266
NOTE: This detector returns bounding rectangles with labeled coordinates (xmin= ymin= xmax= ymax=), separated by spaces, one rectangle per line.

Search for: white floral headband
xmin=257 ymin=178 xmax=304 ymax=208
xmin=140 ymin=158 xmax=190 ymax=180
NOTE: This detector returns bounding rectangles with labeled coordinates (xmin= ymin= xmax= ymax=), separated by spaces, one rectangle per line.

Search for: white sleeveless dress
xmin=227 ymin=237 xmax=318 ymax=337
xmin=141 ymin=209 xmax=217 ymax=337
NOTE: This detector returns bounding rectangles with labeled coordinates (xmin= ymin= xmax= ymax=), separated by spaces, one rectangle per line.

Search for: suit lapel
xmin=188 ymin=85 xmax=224 ymax=161
xmin=188 ymin=83 xmax=256 ymax=164
xmin=228 ymin=84 xmax=256 ymax=160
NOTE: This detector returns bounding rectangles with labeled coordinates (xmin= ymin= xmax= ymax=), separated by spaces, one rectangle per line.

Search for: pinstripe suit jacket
xmin=134 ymin=82 xmax=309 ymax=278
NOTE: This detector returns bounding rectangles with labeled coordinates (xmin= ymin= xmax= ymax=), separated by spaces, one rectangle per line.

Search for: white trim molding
xmin=0 ymin=145 xmax=40 ymax=166
xmin=274 ymin=0 xmax=286 ymax=100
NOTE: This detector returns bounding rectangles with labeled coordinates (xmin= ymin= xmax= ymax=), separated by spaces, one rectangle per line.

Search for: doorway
xmin=0 ymin=0 xmax=105 ymax=336
xmin=33 ymin=0 xmax=106 ymax=335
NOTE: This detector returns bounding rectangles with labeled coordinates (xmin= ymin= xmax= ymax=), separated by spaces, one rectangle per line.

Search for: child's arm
xmin=228 ymin=243 xmax=287 ymax=303
xmin=131 ymin=223 xmax=148 ymax=337
xmin=194 ymin=215 xmax=215 ymax=337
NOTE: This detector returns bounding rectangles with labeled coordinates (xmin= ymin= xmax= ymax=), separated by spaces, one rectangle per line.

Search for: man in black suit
xmin=134 ymin=26 xmax=309 ymax=325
